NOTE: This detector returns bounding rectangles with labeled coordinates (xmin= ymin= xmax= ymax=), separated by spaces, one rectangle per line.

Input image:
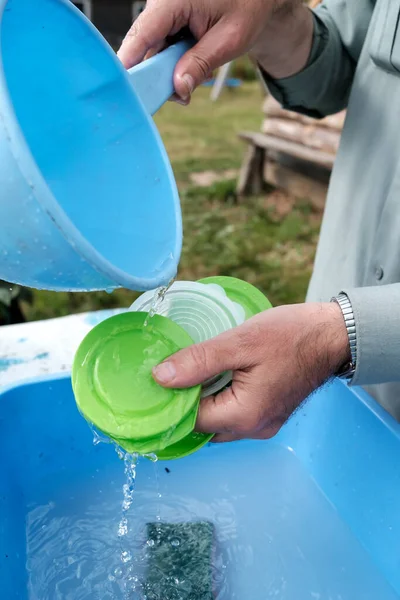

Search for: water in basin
xmin=0 ymin=377 xmax=398 ymax=599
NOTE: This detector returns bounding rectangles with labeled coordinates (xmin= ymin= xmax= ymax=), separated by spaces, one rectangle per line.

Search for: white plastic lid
xmin=129 ymin=281 xmax=246 ymax=397
xmin=130 ymin=281 xmax=245 ymax=343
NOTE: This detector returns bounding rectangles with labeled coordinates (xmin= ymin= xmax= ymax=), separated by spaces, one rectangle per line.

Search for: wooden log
xmin=262 ymin=96 xmax=346 ymax=132
xmin=263 ymin=158 xmax=328 ymax=209
xmin=267 ymin=150 xmax=331 ymax=185
xmin=239 ymin=131 xmax=335 ymax=170
xmin=262 ymin=118 xmax=340 ymax=154
xmin=237 ymin=144 xmax=265 ymax=196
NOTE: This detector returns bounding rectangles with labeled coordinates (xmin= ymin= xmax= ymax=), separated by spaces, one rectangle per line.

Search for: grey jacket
xmin=264 ymin=0 xmax=400 ymax=418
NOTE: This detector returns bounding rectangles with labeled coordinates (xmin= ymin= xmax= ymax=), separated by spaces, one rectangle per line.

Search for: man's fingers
xmin=118 ymin=7 xmax=246 ymax=101
xmin=195 ymin=384 xmax=274 ymax=436
xmin=195 ymin=387 xmax=247 ymax=434
xmin=211 ymin=432 xmax=244 ymax=443
xmin=144 ymin=40 xmax=168 ymax=61
xmin=173 ymin=20 xmax=245 ymax=98
xmin=211 ymin=421 xmax=283 ymax=443
xmin=117 ymin=3 xmax=184 ymax=68
xmin=168 ymin=93 xmax=191 ymax=106
xmin=153 ymin=328 xmax=248 ymax=389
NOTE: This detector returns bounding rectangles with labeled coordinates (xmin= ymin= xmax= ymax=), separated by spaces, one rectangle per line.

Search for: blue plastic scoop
xmin=0 ymin=0 xmax=191 ymax=291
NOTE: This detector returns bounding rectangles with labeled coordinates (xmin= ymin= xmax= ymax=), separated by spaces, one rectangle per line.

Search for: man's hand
xmin=118 ymin=0 xmax=313 ymax=104
xmin=153 ymin=303 xmax=350 ymax=442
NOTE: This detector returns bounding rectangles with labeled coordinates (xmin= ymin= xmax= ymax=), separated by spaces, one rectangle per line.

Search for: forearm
xmin=251 ymin=0 xmax=374 ymax=118
xmin=250 ymin=2 xmax=314 ymax=80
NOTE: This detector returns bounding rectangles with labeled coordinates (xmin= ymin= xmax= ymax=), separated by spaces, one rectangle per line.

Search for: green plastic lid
xmin=111 ymin=404 xmax=211 ymax=456
xmin=72 ymin=278 xmax=271 ymax=460
xmin=199 ymin=276 xmax=272 ymax=319
xmin=72 ymin=312 xmax=202 ymax=455
xmin=156 ymin=431 xmax=213 ymax=461
xmin=113 ymin=424 xmax=213 ymax=460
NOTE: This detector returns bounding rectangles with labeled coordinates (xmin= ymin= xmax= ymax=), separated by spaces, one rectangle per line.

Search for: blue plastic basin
xmin=1 ymin=377 xmax=400 ymax=599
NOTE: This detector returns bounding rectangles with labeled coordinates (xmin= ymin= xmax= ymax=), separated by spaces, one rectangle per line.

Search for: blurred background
xmin=0 ymin=0 xmax=332 ymax=325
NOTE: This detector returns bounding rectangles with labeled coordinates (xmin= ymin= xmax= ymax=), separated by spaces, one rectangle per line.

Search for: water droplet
xmin=121 ymin=550 xmax=132 ymax=563
xmin=170 ymin=538 xmax=180 ymax=547
xmin=146 ymin=539 xmax=155 ymax=547
xmin=113 ymin=566 xmax=123 ymax=579
xmin=143 ymin=281 xmax=174 ymax=327
xmin=144 ymin=453 xmax=158 ymax=463
xmin=115 ymin=446 xmax=124 ymax=460
xmin=118 ymin=517 xmax=128 ymax=537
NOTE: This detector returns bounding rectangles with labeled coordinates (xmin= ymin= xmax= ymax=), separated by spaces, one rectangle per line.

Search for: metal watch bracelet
xmin=331 ymin=293 xmax=357 ymax=380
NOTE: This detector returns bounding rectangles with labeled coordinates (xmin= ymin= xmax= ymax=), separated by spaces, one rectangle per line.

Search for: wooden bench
xmin=237 ymin=96 xmax=345 ymax=208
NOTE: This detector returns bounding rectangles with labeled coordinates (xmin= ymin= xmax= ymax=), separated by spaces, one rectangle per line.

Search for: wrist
xmin=323 ymin=302 xmax=353 ymax=373
xmin=249 ymin=3 xmax=314 ymax=80
xmin=297 ymin=303 xmax=351 ymax=387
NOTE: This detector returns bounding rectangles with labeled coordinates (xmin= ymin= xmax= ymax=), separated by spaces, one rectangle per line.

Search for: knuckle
xmin=236 ymin=412 xmax=260 ymax=434
xmin=236 ymin=328 xmax=262 ymax=365
xmin=240 ymin=330 xmax=258 ymax=353
xmin=256 ymin=422 xmax=282 ymax=440
xmin=123 ymin=14 xmax=153 ymax=48
xmin=192 ymin=52 xmax=212 ymax=79
xmin=266 ymin=421 xmax=283 ymax=438
xmin=224 ymin=23 xmax=246 ymax=51
xmin=124 ymin=20 xmax=140 ymax=39
xmin=187 ymin=343 xmax=210 ymax=372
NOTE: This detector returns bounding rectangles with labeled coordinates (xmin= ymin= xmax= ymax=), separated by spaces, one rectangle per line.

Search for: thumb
xmin=173 ymin=20 xmax=245 ymax=99
xmin=152 ymin=329 xmax=243 ymax=389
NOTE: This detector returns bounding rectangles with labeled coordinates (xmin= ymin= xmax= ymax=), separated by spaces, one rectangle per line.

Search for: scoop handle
xmin=128 ymin=40 xmax=193 ymax=116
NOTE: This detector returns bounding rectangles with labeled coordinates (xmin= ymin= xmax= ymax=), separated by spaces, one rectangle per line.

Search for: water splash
xmin=84 ymin=424 xmax=230 ymax=598
xmin=152 ymin=456 xmax=163 ymax=525
xmin=143 ymin=280 xmax=174 ymax=327
xmin=90 ymin=424 xmax=112 ymax=447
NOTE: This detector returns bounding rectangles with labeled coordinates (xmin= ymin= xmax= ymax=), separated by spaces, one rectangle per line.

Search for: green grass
xmin=23 ymin=83 xmax=321 ymax=321
xmin=154 ymin=82 xmax=264 ymax=182
xmin=178 ymin=185 xmax=320 ymax=306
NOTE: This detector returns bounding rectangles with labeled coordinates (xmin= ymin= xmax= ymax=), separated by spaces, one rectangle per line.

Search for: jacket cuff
xmin=342 ymin=285 xmax=400 ymax=386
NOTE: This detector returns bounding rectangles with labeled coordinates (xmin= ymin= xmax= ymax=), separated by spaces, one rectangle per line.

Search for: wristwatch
xmin=331 ymin=293 xmax=357 ymax=380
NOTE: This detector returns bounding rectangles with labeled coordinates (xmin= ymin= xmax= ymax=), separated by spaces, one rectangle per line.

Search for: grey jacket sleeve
xmin=342 ymin=285 xmax=400 ymax=385
xmin=263 ymin=0 xmax=375 ymax=118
